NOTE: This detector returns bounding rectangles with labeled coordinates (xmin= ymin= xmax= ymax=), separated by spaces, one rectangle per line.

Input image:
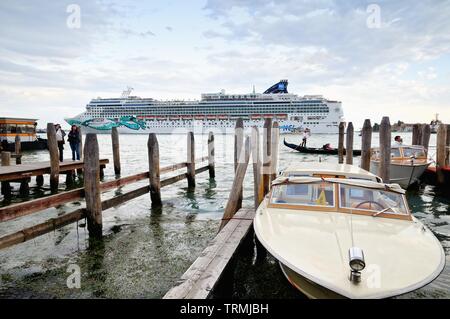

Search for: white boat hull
xmin=370 ymin=161 xmax=430 ymax=188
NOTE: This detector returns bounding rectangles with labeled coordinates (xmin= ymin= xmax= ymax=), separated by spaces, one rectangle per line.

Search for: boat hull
xmin=1 ymin=139 xmax=47 ymax=152
xmin=370 ymin=161 xmax=430 ymax=188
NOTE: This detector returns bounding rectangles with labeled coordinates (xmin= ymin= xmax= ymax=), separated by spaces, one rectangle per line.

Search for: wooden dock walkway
xmin=163 ymin=208 xmax=255 ymax=299
xmin=0 ymin=159 xmax=109 ymax=182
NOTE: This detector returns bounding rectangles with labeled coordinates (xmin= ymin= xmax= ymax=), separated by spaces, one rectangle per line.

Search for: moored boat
xmin=283 ymin=138 xmax=362 ymax=155
xmin=254 ymin=163 xmax=445 ymax=299
xmin=370 ymin=145 xmax=432 ymax=189
xmin=0 ymin=117 xmax=47 ymax=152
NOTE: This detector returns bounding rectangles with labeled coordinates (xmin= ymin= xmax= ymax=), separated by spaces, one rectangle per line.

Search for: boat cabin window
xmin=339 ymin=184 xmax=408 ymax=216
xmin=271 ymin=182 xmax=335 ymax=207
xmin=371 ymin=148 xmax=401 ymax=159
xmin=402 ymin=147 xmax=426 ymax=158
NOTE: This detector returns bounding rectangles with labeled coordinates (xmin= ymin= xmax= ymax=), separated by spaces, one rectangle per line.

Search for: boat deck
xmin=0 ymin=159 xmax=109 ymax=182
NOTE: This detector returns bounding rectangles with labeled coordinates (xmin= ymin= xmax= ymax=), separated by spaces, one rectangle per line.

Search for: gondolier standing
xmin=301 ymin=128 xmax=311 ymax=147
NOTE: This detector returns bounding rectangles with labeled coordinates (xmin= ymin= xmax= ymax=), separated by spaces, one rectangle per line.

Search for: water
xmin=0 ymin=133 xmax=449 ymax=298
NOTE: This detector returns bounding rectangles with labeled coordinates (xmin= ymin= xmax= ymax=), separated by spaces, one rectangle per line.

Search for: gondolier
xmin=301 ymin=128 xmax=311 ymax=147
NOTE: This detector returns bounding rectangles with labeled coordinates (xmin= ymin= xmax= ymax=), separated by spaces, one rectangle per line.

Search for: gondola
xmin=283 ymin=139 xmax=361 ymax=156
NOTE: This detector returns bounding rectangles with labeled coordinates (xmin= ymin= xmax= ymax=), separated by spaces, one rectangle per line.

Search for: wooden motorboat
xmin=0 ymin=117 xmax=47 ymax=151
xmin=283 ymin=139 xmax=361 ymax=156
xmin=254 ymin=163 xmax=445 ymax=299
xmin=370 ymin=145 xmax=432 ymax=189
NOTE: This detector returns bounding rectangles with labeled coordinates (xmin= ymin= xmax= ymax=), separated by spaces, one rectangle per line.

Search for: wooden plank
xmin=379 ymin=116 xmax=391 ymax=183
xmin=164 ymin=208 xmax=255 ymax=299
xmin=46 ymin=123 xmax=59 ymax=191
xmin=262 ymin=118 xmax=272 ymax=195
xmin=186 ymin=132 xmax=195 ymax=188
xmin=84 ymin=134 xmax=102 ymax=238
xmin=208 ymin=132 xmax=215 ymax=179
xmin=111 ymin=127 xmax=121 ymax=175
xmin=360 ymin=119 xmax=372 ymax=171
xmin=338 ymin=122 xmax=345 ymax=164
xmin=346 ymin=122 xmax=354 ymax=165
xmin=102 ymin=185 xmax=150 ymax=211
xmin=148 ymin=133 xmax=162 ymax=206
xmin=219 ymin=136 xmax=251 ymax=231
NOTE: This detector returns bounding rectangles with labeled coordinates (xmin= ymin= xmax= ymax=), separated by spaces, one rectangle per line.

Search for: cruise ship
xmin=65 ymin=80 xmax=344 ymax=134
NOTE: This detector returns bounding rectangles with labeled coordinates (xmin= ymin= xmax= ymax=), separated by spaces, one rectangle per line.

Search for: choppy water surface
xmin=0 ymin=133 xmax=449 ymax=298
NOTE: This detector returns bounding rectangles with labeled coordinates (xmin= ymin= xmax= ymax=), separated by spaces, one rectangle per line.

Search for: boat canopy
xmin=271 ymin=176 xmax=406 ymax=194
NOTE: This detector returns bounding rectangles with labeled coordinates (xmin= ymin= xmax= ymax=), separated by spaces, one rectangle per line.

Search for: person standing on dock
xmin=68 ymin=125 xmax=81 ymax=161
xmin=55 ymin=124 xmax=66 ymax=162
xmin=301 ymin=128 xmax=310 ymax=147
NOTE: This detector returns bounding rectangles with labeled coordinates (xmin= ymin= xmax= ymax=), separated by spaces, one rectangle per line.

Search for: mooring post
xmin=77 ymin=126 xmax=83 ymax=175
xmin=412 ymin=124 xmax=420 ymax=145
xmin=19 ymin=178 xmax=30 ymax=196
xmin=338 ymin=122 xmax=345 ymax=164
xmin=111 ymin=127 xmax=121 ymax=175
xmin=262 ymin=118 xmax=272 ymax=195
xmin=65 ymin=171 xmax=74 ymax=185
xmin=14 ymin=135 xmax=21 ymax=165
xmin=36 ymin=175 xmax=44 ymax=187
xmin=219 ymin=136 xmax=251 ymax=231
xmin=208 ymin=131 xmax=215 ymax=179
xmin=422 ymin=124 xmax=431 ymax=152
xmin=271 ymin=121 xmax=280 ymax=181
xmin=251 ymin=126 xmax=264 ymax=209
xmin=446 ymin=124 xmax=450 ymax=166
xmin=379 ymin=117 xmax=391 ymax=183
xmin=84 ymin=134 xmax=102 ymax=238
xmin=235 ymin=118 xmax=244 ymax=210
xmin=346 ymin=122 xmax=354 ymax=165
xmin=1 ymin=152 xmax=12 ymax=197
xmin=436 ymin=124 xmax=447 ymax=185
xmin=186 ymin=132 xmax=195 ymax=188
xmin=148 ymin=133 xmax=162 ymax=206
xmin=46 ymin=123 xmax=59 ymax=191
xmin=360 ymin=119 xmax=372 ymax=171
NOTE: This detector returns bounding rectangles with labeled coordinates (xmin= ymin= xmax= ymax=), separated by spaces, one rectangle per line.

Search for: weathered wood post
xmin=360 ymin=119 xmax=372 ymax=171
xmin=262 ymin=118 xmax=272 ymax=195
xmin=1 ymin=152 xmax=12 ymax=197
xmin=219 ymin=136 xmax=251 ymax=231
xmin=208 ymin=131 xmax=215 ymax=179
xmin=271 ymin=122 xmax=280 ymax=181
xmin=436 ymin=124 xmax=447 ymax=184
xmin=338 ymin=122 xmax=345 ymax=164
xmin=148 ymin=133 xmax=162 ymax=207
xmin=235 ymin=118 xmax=244 ymax=210
xmin=346 ymin=122 xmax=354 ymax=165
xmin=46 ymin=123 xmax=59 ymax=191
xmin=111 ymin=127 xmax=121 ymax=175
xmin=19 ymin=178 xmax=30 ymax=196
xmin=446 ymin=124 xmax=450 ymax=166
xmin=36 ymin=175 xmax=44 ymax=187
xmin=379 ymin=117 xmax=391 ymax=183
xmin=186 ymin=132 xmax=195 ymax=188
xmin=412 ymin=124 xmax=420 ymax=145
xmin=251 ymin=126 xmax=264 ymax=209
xmin=421 ymin=124 xmax=431 ymax=152
xmin=14 ymin=135 xmax=21 ymax=164
xmin=84 ymin=134 xmax=102 ymax=238
xmin=77 ymin=126 xmax=83 ymax=175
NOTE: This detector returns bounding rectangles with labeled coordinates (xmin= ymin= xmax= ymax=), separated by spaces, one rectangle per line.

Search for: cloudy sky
xmin=1 ymin=0 xmax=449 ymax=129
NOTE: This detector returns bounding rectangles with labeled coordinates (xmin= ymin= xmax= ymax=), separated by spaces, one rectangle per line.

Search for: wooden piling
xmin=46 ymin=123 xmax=59 ymax=191
xmin=77 ymin=127 xmax=83 ymax=175
xmin=1 ymin=152 xmax=12 ymax=196
xmin=446 ymin=124 xmax=450 ymax=166
xmin=36 ymin=175 xmax=44 ymax=187
xmin=271 ymin=122 xmax=280 ymax=181
xmin=235 ymin=119 xmax=244 ymax=210
xmin=208 ymin=131 xmax=215 ymax=179
xmin=338 ymin=122 xmax=345 ymax=164
xmin=345 ymin=122 xmax=354 ymax=165
xmin=147 ymin=133 xmax=162 ymax=206
xmin=436 ymin=124 xmax=447 ymax=184
xmin=379 ymin=117 xmax=391 ymax=183
xmin=186 ymin=132 xmax=195 ymax=188
xmin=421 ymin=124 xmax=431 ymax=152
xmin=262 ymin=118 xmax=272 ymax=195
xmin=111 ymin=127 xmax=121 ymax=175
xmin=14 ymin=135 xmax=21 ymax=164
xmin=412 ymin=124 xmax=420 ymax=145
xmin=19 ymin=178 xmax=30 ymax=196
xmin=251 ymin=126 xmax=264 ymax=209
xmin=220 ymin=136 xmax=251 ymax=231
xmin=360 ymin=119 xmax=372 ymax=171
xmin=83 ymin=134 xmax=102 ymax=238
